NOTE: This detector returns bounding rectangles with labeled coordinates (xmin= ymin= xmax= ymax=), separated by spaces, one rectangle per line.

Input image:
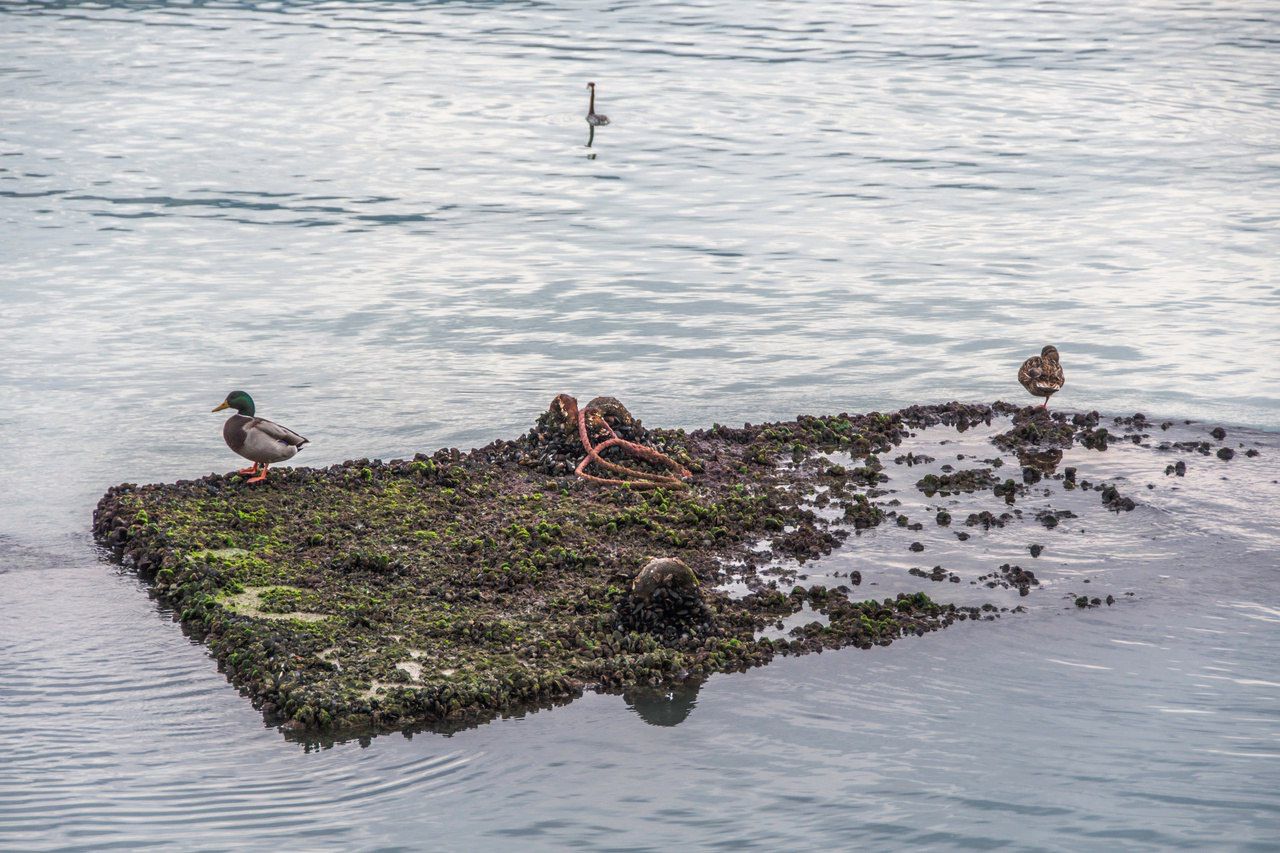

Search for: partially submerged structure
xmin=94 ymin=398 xmax=1230 ymax=740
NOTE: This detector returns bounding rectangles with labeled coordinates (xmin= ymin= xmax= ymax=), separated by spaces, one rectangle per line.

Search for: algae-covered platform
xmin=94 ymin=398 xmax=1244 ymax=739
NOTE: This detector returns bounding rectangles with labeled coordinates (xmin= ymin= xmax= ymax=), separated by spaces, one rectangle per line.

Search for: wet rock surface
xmin=1100 ymin=484 xmax=1137 ymax=512
xmin=910 ymin=565 xmax=961 ymax=583
xmin=978 ymin=563 xmax=1039 ymax=596
xmin=1036 ymin=509 xmax=1078 ymax=529
xmin=916 ymin=468 xmax=997 ymax=496
xmin=966 ymin=510 xmax=1012 ymax=530
xmin=92 ymin=400 xmax=1263 ymax=741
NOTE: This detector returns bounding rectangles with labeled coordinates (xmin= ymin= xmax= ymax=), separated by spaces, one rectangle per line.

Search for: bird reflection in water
xmin=623 ymin=677 xmax=705 ymax=727
xmin=1018 ymin=447 xmax=1064 ymax=477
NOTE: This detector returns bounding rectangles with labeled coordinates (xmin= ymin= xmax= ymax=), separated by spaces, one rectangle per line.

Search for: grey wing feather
xmin=251 ymin=417 xmax=309 ymax=448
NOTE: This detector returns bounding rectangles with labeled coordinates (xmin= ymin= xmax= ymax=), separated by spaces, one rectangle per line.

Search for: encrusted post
xmin=616 ymin=557 xmax=714 ymax=640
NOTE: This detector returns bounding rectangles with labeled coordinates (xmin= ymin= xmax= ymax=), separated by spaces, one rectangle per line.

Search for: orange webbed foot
xmin=237 ymin=464 xmax=260 ymax=476
xmin=245 ymin=465 xmax=269 ymax=484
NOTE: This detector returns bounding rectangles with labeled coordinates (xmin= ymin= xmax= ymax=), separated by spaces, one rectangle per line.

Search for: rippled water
xmin=3 ymin=0 xmax=1279 ymax=848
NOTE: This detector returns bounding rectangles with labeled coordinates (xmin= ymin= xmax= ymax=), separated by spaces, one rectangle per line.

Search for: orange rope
xmin=572 ymin=401 xmax=691 ymax=489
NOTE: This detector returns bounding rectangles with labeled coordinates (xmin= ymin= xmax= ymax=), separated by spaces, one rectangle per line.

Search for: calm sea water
xmin=2 ymin=0 xmax=1278 ymax=849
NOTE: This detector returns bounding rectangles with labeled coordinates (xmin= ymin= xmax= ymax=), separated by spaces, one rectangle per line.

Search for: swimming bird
xmin=1018 ymin=345 xmax=1065 ymax=409
xmin=586 ymin=82 xmax=610 ymax=127
xmin=212 ymin=390 xmax=308 ymax=484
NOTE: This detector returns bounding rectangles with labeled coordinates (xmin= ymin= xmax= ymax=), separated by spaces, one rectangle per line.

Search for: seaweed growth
xmin=96 ymin=399 xmax=1022 ymax=739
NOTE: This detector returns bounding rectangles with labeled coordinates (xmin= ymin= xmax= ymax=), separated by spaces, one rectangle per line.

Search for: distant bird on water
xmin=1018 ymin=345 xmax=1065 ymax=410
xmin=586 ymin=82 xmax=610 ymax=126
xmin=212 ymin=390 xmax=308 ymax=484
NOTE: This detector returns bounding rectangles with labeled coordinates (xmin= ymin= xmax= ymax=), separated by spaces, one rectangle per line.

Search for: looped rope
xmin=570 ymin=400 xmax=691 ymax=489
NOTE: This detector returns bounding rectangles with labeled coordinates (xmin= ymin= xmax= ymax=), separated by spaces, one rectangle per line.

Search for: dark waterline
xmin=3 ymin=0 xmax=1279 ymax=848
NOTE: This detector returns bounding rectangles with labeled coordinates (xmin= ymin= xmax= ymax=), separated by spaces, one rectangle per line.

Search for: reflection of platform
xmin=623 ymin=678 xmax=705 ymax=727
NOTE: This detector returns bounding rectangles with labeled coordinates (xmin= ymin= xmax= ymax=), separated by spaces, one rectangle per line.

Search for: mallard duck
xmin=212 ymin=390 xmax=308 ymax=483
xmin=586 ymin=82 xmax=610 ymax=127
xmin=1018 ymin=345 xmax=1065 ymax=409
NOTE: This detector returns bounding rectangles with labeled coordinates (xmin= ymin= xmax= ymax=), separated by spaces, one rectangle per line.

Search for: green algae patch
xmin=93 ymin=400 xmax=1017 ymax=739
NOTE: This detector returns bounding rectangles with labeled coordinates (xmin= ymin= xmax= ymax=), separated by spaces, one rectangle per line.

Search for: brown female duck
xmin=1018 ymin=345 xmax=1065 ymax=409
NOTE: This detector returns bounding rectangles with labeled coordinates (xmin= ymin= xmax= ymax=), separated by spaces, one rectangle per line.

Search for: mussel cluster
xmin=615 ymin=557 xmax=716 ymax=643
xmin=992 ymin=407 xmax=1075 ymax=452
xmin=518 ymin=394 xmax=653 ymax=476
xmin=615 ymin=584 xmax=716 ymax=643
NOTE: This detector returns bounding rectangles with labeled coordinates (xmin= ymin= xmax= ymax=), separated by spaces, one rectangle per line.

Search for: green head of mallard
xmin=1041 ymin=345 xmax=1060 ymax=362
xmin=212 ymin=390 xmax=255 ymax=416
